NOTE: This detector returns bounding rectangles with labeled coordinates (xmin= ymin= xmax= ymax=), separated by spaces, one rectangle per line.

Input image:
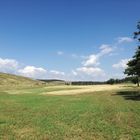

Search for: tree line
xmin=66 ymin=77 xmax=136 ymax=85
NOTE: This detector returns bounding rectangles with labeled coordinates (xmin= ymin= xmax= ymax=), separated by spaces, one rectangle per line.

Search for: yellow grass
xmin=42 ymin=84 xmax=132 ymax=95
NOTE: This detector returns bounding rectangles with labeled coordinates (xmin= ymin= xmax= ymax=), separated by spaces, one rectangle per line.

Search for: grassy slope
xmin=0 ymin=85 xmax=140 ymax=140
xmin=0 ymin=72 xmax=45 ymax=90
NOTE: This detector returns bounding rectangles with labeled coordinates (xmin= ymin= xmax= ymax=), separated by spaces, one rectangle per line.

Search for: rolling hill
xmin=38 ymin=79 xmax=66 ymax=85
xmin=0 ymin=72 xmax=45 ymax=89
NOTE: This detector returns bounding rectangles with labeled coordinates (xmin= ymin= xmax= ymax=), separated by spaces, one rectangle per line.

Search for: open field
xmin=0 ymin=84 xmax=140 ymax=140
xmin=42 ymin=84 xmax=134 ymax=95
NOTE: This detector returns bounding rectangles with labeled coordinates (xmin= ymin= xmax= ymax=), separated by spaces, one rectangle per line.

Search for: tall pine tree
xmin=124 ymin=21 xmax=140 ymax=86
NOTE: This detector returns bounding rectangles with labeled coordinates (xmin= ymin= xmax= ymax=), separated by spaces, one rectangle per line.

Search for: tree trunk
xmin=137 ymin=76 xmax=139 ymax=87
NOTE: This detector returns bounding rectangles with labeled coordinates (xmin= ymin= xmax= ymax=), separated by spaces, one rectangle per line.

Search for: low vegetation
xmin=0 ymin=73 xmax=140 ymax=140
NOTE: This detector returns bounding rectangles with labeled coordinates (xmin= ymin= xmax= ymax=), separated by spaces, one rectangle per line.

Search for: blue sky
xmin=0 ymin=0 xmax=139 ymax=80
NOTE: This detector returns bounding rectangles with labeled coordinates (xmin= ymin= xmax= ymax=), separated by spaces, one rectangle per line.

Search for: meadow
xmin=0 ymin=83 xmax=140 ymax=140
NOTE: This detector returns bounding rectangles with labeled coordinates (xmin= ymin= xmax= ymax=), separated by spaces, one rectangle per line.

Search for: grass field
xmin=0 ymin=84 xmax=140 ymax=140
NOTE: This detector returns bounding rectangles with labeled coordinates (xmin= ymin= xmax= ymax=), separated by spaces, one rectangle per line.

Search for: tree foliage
xmin=124 ymin=21 xmax=140 ymax=86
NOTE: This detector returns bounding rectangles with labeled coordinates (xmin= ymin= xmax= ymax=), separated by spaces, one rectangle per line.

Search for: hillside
xmin=0 ymin=72 xmax=45 ymax=89
xmin=39 ymin=79 xmax=66 ymax=85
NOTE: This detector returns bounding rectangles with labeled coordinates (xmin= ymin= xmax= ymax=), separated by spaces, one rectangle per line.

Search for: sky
xmin=0 ymin=0 xmax=140 ymax=81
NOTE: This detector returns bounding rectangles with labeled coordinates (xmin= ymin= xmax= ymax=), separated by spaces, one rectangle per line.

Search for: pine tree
xmin=124 ymin=21 xmax=140 ymax=86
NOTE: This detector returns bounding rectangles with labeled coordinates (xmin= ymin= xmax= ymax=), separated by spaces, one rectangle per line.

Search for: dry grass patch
xmin=42 ymin=85 xmax=130 ymax=95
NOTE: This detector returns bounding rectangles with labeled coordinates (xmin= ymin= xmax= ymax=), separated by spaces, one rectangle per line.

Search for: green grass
xmin=0 ymin=85 xmax=140 ymax=140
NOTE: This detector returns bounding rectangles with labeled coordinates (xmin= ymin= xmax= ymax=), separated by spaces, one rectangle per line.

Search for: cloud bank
xmin=0 ymin=58 xmax=18 ymax=74
xmin=18 ymin=66 xmax=47 ymax=79
xmin=112 ymin=59 xmax=130 ymax=69
xmin=0 ymin=58 xmax=65 ymax=80
xmin=0 ymin=36 xmax=134 ymax=80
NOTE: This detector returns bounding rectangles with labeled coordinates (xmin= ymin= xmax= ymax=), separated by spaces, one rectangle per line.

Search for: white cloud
xmin=66 ymin=67 xmax=107 ymax=81
xmin=50 ymin=70 xmax=65 ymax=76
xmin=99 ymin=44 xmax=113 ymax=56
xmin=0 ymin=58 xmax=18 ymax=73
xmin=69 ymin=67 xmax=106 ymax=81
xmin=72 ymin=70 xmax=78 ymax=76
xmin=18 ymin=66 xmax=47 ymax=79
xmin=83 ymin=44 xmax=113 ymax=67
xmin=76 ymin=67 xmax=105 ymax=77
xmin=47 ymin=70 xmax=65 ymax=79
xmin=117 ymin=37 xmax=133 ymax=44
xmin=72 ymin=44 xmax=112 ymax=80
xmin=112 ymin=59 xmax=130 ymax=69
xmin=18 ymin=67 xmax=66 ymax=80
xmin=83 ymin=54 xmax=99 ymax=67
xmin=57 ymin=51 xmax=64 ymax=55
xmin=0 ymin=57 xmax=67 ymax=80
